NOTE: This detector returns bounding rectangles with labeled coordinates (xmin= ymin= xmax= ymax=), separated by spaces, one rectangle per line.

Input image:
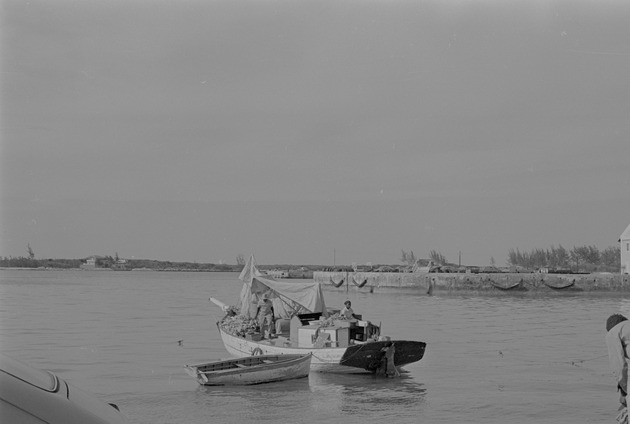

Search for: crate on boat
xmin=297 ymin=326 xmax=349 ymax=348
xmin=245 ymin=332 xmax=263 ymax=341
xmin=333 ymin=320 xmax=356 ymax=328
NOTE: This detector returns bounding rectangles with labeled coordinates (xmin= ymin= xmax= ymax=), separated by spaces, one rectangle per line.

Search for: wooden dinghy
xmin=184 ymin=354 xmax=311 ymax=386
xmin=543 ymin=279 xmax=576 ymax=290
xmin=352 ymin=275 xmax=369 ymax=288
xmin=330 ymin=277 xmax=345 ymax=288
xmin=489 ymin=279 xmax=525 ymax=291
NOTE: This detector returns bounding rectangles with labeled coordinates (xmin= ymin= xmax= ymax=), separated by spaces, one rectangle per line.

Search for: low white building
xmin=621 ymin=223 xmax=630 ymax=274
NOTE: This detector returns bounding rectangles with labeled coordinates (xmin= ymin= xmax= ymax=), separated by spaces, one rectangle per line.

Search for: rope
xmin=495 ymin=350 xmax=609 ymax=367
xmin=310 ymin=352 xmax=330 ymax=362
xmin=309 ymin=344 xmax=368 ymax=364
xmin=569 ymin=353 xmax=608 ymax=366
xmin=338 ymin=343 xmax=369 ymax=364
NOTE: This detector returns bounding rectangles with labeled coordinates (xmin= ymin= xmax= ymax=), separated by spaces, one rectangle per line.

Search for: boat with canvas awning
xmin=210 ymin=255 xmax=426 ymax=376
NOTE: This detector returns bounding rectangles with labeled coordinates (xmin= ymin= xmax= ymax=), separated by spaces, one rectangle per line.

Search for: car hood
xmin=64 ymin=380 xmax=128 ymax=424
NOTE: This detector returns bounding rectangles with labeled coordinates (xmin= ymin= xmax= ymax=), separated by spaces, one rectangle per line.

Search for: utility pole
xmin=334 ymin=249 xmax=336 ymax=267
xmin=459 ymin=251 xmax=461 ymax=266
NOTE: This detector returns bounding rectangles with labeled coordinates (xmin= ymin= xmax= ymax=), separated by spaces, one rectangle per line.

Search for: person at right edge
xmin=606 ymin=314 xmax=630 ymax=424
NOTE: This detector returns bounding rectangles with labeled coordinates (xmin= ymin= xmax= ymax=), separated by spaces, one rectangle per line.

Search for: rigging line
xmin=518 ymin=353 xmax=612 ymax=366
xmin=264 ymin=288 xmax=301 ymax=315
xmin=575 ymin=353 xmax=608 ymax=362
xmin=339 ymin=343 xmax=369 ymax=364
xmin=504 ymin=354 xmax=609 ymax=366
xmin=310 ymin=352 xmax=334 ymax=362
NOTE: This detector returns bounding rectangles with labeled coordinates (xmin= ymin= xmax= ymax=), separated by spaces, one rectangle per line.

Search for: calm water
xmin=0 ymin=269 xmax=626 ymax=424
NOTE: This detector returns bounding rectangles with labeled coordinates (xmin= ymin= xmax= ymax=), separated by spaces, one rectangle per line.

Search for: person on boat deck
xmin=256 ymin=293 xmax=275 ymax=338
xmin=606 ymin=313 xmax=630 ymax=413
xmin=341 ymin=300 xmax=360 ymax=320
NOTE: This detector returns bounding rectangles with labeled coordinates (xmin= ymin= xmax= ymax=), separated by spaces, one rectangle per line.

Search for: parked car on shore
xmin=0 ymin=352 xmax=129 ymax=423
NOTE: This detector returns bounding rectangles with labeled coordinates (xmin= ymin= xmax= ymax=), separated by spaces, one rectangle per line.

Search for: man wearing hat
xmin=256 ymin=292 xmax=275 ymax=338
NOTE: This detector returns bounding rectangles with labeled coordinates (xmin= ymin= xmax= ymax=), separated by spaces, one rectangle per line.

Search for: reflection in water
xmin=197 ymin=375 xmax=312 ymax=397
xmin=186 ymin=371 xmax=427 ymax=422
xmin=308 ymin=371 xmax=426 ymax=415
xmin=190 ymin=376 xmax=314 ymax=422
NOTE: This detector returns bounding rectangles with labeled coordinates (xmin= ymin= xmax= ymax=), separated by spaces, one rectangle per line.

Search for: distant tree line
xmin=2 ymin=244 xmax=622 ymax=273
xmin=401 ymin=249 xmax=449 ymax=266
xmin=118 ymin=259 xmax=238 ymax=271
xmin=0 ymin=256 xmax=83 ymax=268
xmin=429 ymin=250 xmax=448 ymax=265
xmin=400 ymin=250 xmax=417 ymax=265
xmin=507 ymin=245 xmax=620 ymax=272
xmin=0 ymin=245 xmax=242 ymax=271
xmin=0 ymin=244 xmax=84 ymax=268
xmin=400 ymin=244 xmax=621 ymax=273
xmin=0 ymin=256 xmax=241 ymax=271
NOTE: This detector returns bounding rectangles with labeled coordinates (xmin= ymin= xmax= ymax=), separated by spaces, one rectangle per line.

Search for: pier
xmin=314 ymin=271 xmax=630 ymax=294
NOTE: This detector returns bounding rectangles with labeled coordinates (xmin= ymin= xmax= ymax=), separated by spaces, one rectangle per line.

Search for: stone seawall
xmin=313 ymin=271 xmax=630 ymax=294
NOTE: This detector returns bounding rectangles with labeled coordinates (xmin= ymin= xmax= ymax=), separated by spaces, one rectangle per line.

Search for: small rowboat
xmin=330 ymin=277 xmax=345 ymax=288
xmin=543 ymin=279 xmax=576 ymax=290
xmin=490 ymin=279 xmax=525 ymax=291
xmin=352 ymin=275 xmax=369 ymax=288
xmin=184 ymin=354 xmax=311 ymax=386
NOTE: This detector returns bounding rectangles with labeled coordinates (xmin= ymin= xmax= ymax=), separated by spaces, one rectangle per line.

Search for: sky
xmin=1 ymin=0 xmax=629 ymax=266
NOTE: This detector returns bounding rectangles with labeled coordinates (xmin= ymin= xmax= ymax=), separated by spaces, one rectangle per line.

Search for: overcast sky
xmin=1 ymin=0 xmax=629 ymax=266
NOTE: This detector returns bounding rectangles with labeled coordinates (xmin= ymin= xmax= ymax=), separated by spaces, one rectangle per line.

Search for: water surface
xmin=0 ymin=269 xmax=625 ymax=423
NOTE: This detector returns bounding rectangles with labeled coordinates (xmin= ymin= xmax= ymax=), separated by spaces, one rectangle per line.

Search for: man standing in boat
xmin=341 ymin=300 xmax=381 ymax=341
xmin=256 ymin=292 xmax=275 ymax=338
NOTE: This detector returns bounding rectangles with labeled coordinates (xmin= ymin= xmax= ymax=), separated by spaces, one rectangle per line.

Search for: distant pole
xmin=459 ymin=251 xmax=461 ymax=266
xmin=334 ymin=249 xmax=336 ymax=267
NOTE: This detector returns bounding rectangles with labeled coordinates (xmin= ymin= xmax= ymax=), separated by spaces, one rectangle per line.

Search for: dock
xmin=313 ymin=271 xmax=630 ymax=294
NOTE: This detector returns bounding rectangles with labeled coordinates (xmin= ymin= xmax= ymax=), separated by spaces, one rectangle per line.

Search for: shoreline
xmin=3 ymin=267 xmax=629 ymax=293
xmin=0 ymin=267 xmax=237 ymax=272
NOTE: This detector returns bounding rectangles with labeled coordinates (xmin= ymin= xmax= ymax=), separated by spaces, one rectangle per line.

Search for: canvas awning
xmin=237 ymin=255 xmax=327 ymax=319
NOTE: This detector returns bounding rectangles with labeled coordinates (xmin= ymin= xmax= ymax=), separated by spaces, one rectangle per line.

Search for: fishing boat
xmin=184 ymin=354 xmax=311 ymax=386
xmin=210 ymin=255 xmax=426 ymax=376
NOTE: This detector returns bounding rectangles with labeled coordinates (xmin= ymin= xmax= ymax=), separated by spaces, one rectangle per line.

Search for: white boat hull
xmin=219 ymin=326 xmax=376 ymax=374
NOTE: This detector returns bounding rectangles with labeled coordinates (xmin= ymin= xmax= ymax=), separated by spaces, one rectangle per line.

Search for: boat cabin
xmin=280 ymin=312 xmax=378 ymax=348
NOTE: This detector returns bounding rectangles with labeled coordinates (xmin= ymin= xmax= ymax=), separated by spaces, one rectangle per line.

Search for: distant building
xmin=112 ymin=258 xmax=128 ymax=270
xmin=621 ymin=224 xmax=630 ymax=274
xmin=263 ymin=269 xmax=289 ymax=278
xmin=80 ymin=256 xmax=97 ymax=269
xmin=80 ymin=255 xmax=113 ymax=270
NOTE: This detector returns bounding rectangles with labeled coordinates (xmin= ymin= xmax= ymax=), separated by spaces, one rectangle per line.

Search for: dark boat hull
xmin=340 ymin=340 xmax=427 ymax=371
